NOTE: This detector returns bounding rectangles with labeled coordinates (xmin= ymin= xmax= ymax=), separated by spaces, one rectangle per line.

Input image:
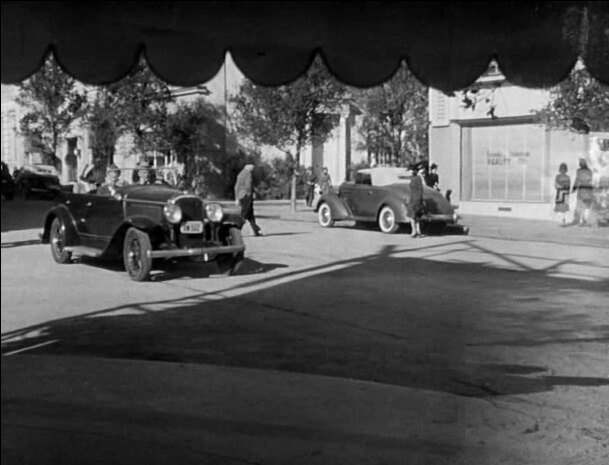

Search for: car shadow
xmin=151 ymin=257 xmax=289 ymax=282
xmin=0 ymin=239 xmax=42 ymax=249
xmin=78 ymin=256 xmax=289 ymax=281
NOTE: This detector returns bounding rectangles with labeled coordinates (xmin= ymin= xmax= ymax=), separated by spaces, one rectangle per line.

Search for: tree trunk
xmin=290 ymin=144 xmax=301 ymax=213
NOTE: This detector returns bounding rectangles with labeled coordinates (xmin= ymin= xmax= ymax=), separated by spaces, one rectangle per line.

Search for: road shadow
xmin=3 ymin=244 xmax=608 ymax=398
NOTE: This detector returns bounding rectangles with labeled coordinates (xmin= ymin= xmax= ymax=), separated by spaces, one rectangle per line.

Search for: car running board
xmin=64 ymin=246 xmax=103 ymax=257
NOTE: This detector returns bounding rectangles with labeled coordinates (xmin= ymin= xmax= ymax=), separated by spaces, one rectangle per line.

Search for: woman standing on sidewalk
xmin=572 ymin=158 xmax=594 ymax=227
xmin=554 ymin=163 xmax=571 ymax=226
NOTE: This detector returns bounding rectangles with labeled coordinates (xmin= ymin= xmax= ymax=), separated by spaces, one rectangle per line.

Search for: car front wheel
xmin=123 ymin=228 xmax=153 ymax=282
xmin=378 ymin=206 xmax=399 ymax=234
xmin=216 ymin=227 xmax=245 ymax=276
xmin=318 ymin=203 xmax=335 ymax=228
xmin=49 ymin=217 xmax=72 ymax=264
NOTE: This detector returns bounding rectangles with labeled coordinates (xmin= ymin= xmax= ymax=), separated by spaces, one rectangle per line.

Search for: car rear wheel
xmin=123 ymin=228 xmax=153 ymax=282
xmin=49 ymin=217 xmax=72 ymax=264
xmin=378 ymin=206 xmax=399 ymax=234
xmin=318 ymin=203 xmax=335 ymax=228
xmin=216 ymin=227 xmax=245 ymax=276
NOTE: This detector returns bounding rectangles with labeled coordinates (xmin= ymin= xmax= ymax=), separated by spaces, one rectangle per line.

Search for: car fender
xmin=315 ymin=193 xmax=351 ymax=220
xmin=40 ymin=205 xmax=81 ymax=246
xmin=102 ymin=215 xmax=166 ymax=258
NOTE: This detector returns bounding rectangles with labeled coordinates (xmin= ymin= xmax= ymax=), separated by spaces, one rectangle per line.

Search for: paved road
xmin=2 ymin=198 xmax=609 ymax=464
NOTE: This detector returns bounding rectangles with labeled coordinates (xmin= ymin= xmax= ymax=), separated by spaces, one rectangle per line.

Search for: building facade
xmin=428 ymin=68 xmax=608 ymax=220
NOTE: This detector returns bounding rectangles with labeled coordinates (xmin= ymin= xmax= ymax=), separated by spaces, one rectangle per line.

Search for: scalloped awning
xmin=1 ymin=1 xmax=608 ymax=92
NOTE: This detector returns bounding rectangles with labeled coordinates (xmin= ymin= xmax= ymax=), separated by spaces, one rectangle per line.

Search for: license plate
xmin=180 ymin=221 xmax=203 ymax=234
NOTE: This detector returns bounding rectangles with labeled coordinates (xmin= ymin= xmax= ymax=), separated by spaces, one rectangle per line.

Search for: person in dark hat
xmin=134 ymin=159 xmax=155 ymax=185
xmin=425 ymin=163 xmax=440 ymax=191
xmin=407 ymin=164 xmax=424 ymax=238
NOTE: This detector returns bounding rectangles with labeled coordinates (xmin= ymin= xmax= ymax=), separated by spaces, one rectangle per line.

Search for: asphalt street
xmin=2 ymin=198 xmax=609 ymax=465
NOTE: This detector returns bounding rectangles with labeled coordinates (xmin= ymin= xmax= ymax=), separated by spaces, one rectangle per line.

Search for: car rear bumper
xmin=148 ymin=244 xmax=245 ymax=259
xmin=422 ymin=213 xmax=458 ymax=223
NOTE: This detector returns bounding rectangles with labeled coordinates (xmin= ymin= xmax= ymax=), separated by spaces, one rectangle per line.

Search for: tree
xmin=87 ymin=60 xmax=174 ymax=165
xmin=166 ymin=98 xmax=264 ymax=199
xmin=535 ymin=64 xmax=609 ymax=134
xmin=231 ymin=58 xmax=347 ymax=212
xmin=351 ymin=64 xmax=429 ymax=168
xmin=16 ymin=56 xmax=87 ymax=169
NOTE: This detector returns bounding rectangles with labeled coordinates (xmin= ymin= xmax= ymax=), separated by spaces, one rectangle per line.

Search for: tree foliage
xmin=231 ymin=59 xmax=347 ymax=211
xmin=351 ymin=64 xmax=429 ymax=168
xmin=16 ymin=56 xmax=87 ymax=167
xmin=88 ymin=60 xmax=174 ymax=164
xmin=165 ymin=98 xmax=265 ymax=199
xmin=535 ymin=65 xmax=609 ymax=134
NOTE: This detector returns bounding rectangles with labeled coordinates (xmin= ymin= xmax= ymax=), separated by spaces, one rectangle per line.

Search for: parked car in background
xmin=316 ymin=167 xmax=467 ymax=235
xmin=40 ymin=168 xmax=246 ymax=282
xmin=15 ymin=164 xmax=62 ymax=199
xmin=1 ymin=161 xmax=15 ymax=200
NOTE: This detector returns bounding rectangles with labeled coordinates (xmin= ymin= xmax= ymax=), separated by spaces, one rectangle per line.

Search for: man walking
xmin=234 ymin=163 xmax=263 ymax=236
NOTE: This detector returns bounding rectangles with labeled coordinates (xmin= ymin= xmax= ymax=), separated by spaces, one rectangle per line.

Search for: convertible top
xmin=358 ymin=167 xmax=412 ymax=187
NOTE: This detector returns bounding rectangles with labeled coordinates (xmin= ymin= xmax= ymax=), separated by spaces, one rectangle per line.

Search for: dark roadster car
xmin=40 ymin=168 xmax=245 ymax=281
xmin=316 ymin=167 xmax=465 ymax=234
xmin=15 ymin=164 xmax=63 ymax=199
xmin=1 ymin=161 xmax=15 ymax=200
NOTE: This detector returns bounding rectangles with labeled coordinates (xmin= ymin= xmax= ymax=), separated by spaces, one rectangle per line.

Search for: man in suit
xmin=234 ymin=163 xmax=262 ymax=236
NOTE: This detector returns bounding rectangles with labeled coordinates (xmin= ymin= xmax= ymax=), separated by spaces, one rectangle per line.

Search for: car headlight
xmin=205 ymin=203 xmax=224 ymax=223
xmin=452 ymin=212 xmax=459 ymax=223
xmin=163 ymin=203 xmax=183 ymax=224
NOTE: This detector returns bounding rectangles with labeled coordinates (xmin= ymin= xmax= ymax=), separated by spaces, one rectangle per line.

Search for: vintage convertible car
xmin=316 ymin=167 xmax=465 ymax=234
xmin=1 ymin=161 xmax=15 ymax=200
xmin=40 ymin=168 xmax=245 ymax=281
xmin=15 ymin=164 xmax=63 ymax=199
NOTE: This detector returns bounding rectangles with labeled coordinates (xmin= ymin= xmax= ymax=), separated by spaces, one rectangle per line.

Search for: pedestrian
xmin=234 ymin=163 xmax=262 ymax=236
xmin=304 ymin=167 xmax=318 ymax=207
xmin=553 ymin=162 xmax=571 ymax=226
xmin=425 ymin=163 xmax=440 ymax=191
xmin=407 ymin=164 xmax=425 ymax=238
xmin=319 ymin=166 xmax=333 ymax=195
xmin=572 ymin=158 xmax=594 ymax=226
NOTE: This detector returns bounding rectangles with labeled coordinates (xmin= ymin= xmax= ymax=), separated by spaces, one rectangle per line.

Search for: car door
xmin=84 ymin=193 xmax=124 ymax=240
xmin=348 ymin=172 xmax=379 ymax=219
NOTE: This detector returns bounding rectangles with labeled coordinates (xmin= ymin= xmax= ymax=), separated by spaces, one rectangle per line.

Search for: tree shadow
xmin=3 ymin=245 xmax=607 ymax=399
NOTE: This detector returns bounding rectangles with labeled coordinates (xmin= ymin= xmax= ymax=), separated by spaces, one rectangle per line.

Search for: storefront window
xmin=468 ymin=124 xmax=547 ymax=202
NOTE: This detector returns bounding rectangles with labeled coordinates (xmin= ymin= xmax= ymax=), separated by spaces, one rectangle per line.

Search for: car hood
xmin=121 ymin=184 xmax=185 ymax=203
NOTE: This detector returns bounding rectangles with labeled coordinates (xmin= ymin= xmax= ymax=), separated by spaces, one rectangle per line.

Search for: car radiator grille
xmin=173 ymin=196 xmax=221 ymax=248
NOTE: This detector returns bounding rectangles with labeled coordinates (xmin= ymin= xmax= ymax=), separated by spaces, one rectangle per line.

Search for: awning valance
xmin=2 ymin=1 xmax=608 ymax=92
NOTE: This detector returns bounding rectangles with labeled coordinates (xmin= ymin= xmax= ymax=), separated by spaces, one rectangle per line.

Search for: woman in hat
xmin=407 ymin=165 xmax=425 ymax=238
xmin=426 ymin=163 xmax=440 ymax=191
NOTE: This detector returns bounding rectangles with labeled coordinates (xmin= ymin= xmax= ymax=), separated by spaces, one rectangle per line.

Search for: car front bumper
xmin=147 ymin=244 xmax=245 ymax=259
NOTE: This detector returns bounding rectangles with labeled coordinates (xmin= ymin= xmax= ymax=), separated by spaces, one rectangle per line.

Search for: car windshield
xmin=100 ymin=167 xmax=181 ymax=187
xmin=24 ymin=164 xmax=60 ymax=176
